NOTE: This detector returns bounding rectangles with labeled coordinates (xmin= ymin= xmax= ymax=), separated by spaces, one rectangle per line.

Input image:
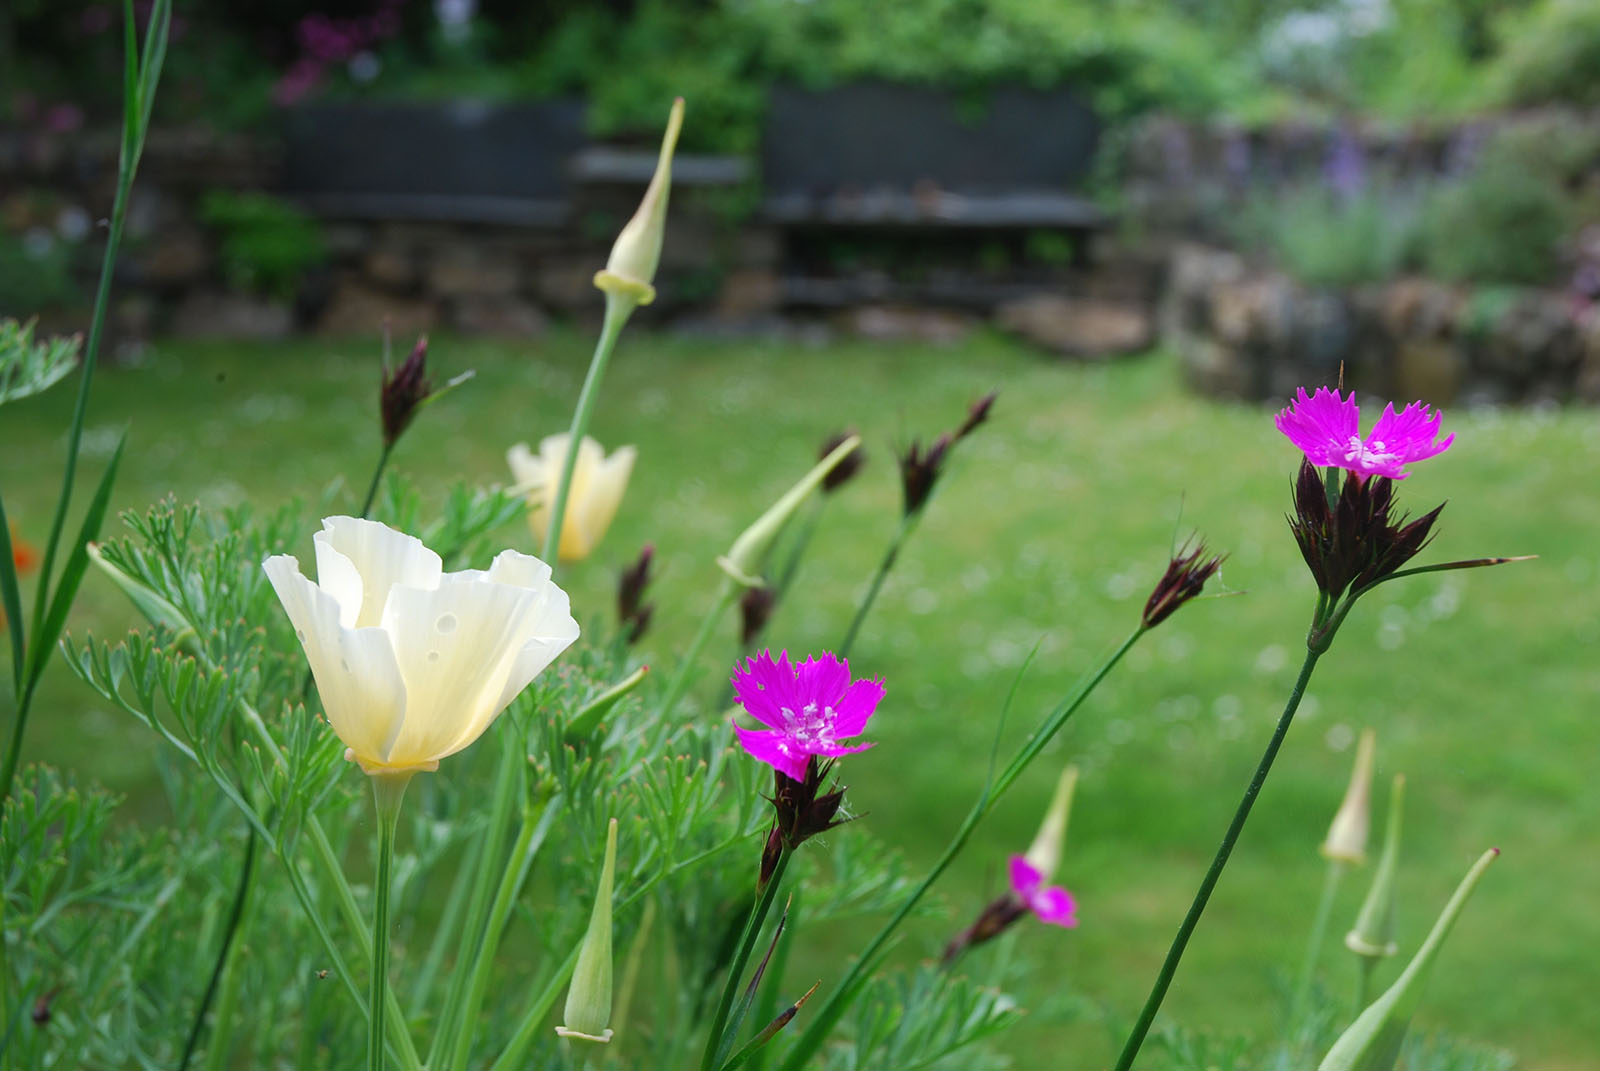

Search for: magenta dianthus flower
xmin=1009 ymin=855 xmax=1078 ymax=928
xmin=1275 ymin=387 xmax=1453 ymax=480
xmin=732 ymin=650 xmax=884 ymax=782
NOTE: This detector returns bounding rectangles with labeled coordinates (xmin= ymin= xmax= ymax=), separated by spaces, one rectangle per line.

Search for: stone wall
xmin=1164 ymin=244 xmax=1600 ymax=406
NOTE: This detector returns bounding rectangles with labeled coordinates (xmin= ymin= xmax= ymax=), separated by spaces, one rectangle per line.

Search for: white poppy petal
xmin=572 ymin=445 xmax=635 ymax=554
xmin=507 ymin=441 xmax=544 ymax=492
xmin=264 ymin=554 xmax=406 ymax=766
xmin=379 ymin=572 xmax=549 ymax=766
xmin=316 ymin=517 xmax=442 ymax=628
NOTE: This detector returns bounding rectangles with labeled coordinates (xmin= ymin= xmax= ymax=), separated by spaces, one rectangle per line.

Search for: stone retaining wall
xmin=1164 ymin=244 xmax=1600 ymax=405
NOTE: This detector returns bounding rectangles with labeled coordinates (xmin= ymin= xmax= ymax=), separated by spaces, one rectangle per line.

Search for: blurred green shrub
xmin=0 ymin=231 xmax=79 ymax=314
xmin=1236 ymin=184 xmax=1425 ymax=287
xmin=1418 ymin=119 xmax=1600 ymax=285
xmin=1489 ymin=0 xmax=1600 ymax=108
xmin=199 ymin=192 xmax=326 ymax=301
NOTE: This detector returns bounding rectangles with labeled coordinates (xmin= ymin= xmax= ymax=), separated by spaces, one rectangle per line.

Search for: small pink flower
xmin=1009 ymin=855 xmax=1077 ymax=927
xmin=1275 ymin=387 xmax=1454 ymax=480
xmin=731 ymin=650 xmax=883 ymax=782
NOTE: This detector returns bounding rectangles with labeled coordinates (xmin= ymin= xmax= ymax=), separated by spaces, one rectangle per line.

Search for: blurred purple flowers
xmin=1009 ymin=855 xmax=1078 ymax=928
xmin=1275 ymin=387 xmax=1453 ymax=481
xmin=732 ymin=651 xmax=883 ymax=783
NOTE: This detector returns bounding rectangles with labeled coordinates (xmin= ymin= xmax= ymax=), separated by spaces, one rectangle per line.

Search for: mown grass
xmin=2 ymin=330 xmax=1596 ymax=1068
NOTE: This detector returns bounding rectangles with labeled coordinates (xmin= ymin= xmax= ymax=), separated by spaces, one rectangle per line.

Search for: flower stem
xmin=542 ymin=295 xmax=631 ymax=567
xmin=359 ymin=443 xmax=395 ymax=520
xmin=838 ymin=513 xmax=918 ymax=661
xmin=700 ymin=848 xmax=792 ymax=1071
xmin=1288 ymin=858 xmax=1344 ymax=1050
xmin=368 ymin=772 xmax=413 ymax=1071
xmin=1112 ymin=644 xmax=1324 ymax=1070
xmin=774 ymin=629 xmax=1143 ymax=1071
xmin=656 ymin=578 xmax=738 ymax=718
xmin=178 ymin=825 xmax=259 ymax=1070
xmin=1353 ymin=956 xmax=1376 ymax=1019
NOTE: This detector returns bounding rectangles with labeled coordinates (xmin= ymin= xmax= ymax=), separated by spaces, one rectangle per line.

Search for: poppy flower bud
xmin=1322 ymin=728 xmax=1376 ymax=865
xmin=720 ymin=436 xmax=860 ymax=587
xmin=1345 ymin=774 xmax=1405 ymax=960
xmin=558 ymin=818 xmax=619 ymax=1044
xmin=1024 ymin=764 xmax=1079 ymax=883
xmin=593 ymin=98 xmax=684 ymax=309
xmin=1320 ymin=847 xmax=1498 ymax=1070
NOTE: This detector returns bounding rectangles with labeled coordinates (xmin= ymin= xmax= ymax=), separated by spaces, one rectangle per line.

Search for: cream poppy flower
xmin=263 ymin=516 xmax=579 ymax=774
xmin=507 ymin=434 xmax=636 ymax=563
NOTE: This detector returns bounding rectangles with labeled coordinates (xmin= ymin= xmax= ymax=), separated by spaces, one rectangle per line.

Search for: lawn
xmin=3 ymin=329 xmax=1596 ymax=1068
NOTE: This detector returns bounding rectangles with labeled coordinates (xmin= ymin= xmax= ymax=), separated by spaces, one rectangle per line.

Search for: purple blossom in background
xmin=1324 ymin=123 xmax=1367 ymax=202
xmin=1275 ymin=387 xmax=1453 ymax=480
xmin=731 ymin=651 xmax=883 ymax=782
xmin=1009 ymin=856 xmax=1078 ymax=927
xmin=275 ymin=0 xmax=403 ymax=106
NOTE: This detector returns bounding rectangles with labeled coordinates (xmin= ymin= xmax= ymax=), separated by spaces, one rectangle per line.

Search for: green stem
xmin=542 ymin=296 xmax=631 ymax=566
xmin=359 ymin=443 xmax=394 ymax=520
xmin=1112 ymin=644 xmax=1325 ymax=1071
xmin=412 ymin=833 xmax=485 ymax=1018
xmin=430 ymin=732 xmax=521 ymax=1069
xmin=1354 ymin=956 xmax=1376 ymax=1020
xmin=656 ymin=579 xmax=738 ymax=719
xmin=447 ymin=795 xmax=559 ymax=1071
xmin=775 ymin=629 xmax=1142 ymax=1071
xmin=1285 ymin=858 xmax=1344 ymax=1061
xmin=368 ymin=773 xmax=413 ymax=1071
xmin=179 ymin=826 xmax=259 ymax=1070
xmin=701 ymin=849 xmax=792 ymax=1071
xmin=838 ymin=513 xmax=918 ymax=661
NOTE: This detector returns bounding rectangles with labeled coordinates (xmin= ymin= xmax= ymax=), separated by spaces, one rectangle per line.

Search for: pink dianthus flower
xmin=1275 ymin=387 xmax=1453 ymax=480
xmin=731 ymin=650 xmax=883 ymax=782
xmin=1009 ymin=855 xmax=1078 ymax=927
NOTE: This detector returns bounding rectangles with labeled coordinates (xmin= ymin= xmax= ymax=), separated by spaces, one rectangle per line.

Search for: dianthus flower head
xmin=731 ymin=650 xmax=883 ymax=783
xmin=1275 ymin=387 xmax=1453 ymax=480
xmin=1009 ymin=855 xmax=1078 ymax=927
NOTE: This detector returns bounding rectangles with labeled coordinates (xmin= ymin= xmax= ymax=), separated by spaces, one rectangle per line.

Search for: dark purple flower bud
xmin=379 ymin=335 xmax=431 ymax=448
xmin=941 ymin=893 xmax=1029 ymax=965
xmin=1142 ymin=540 xmax=1226 ymax=629
xmin=898 ymin=434 xmax=952 ymax=516
xmin=954 ymin=390 xmax=998 ymax=441
xmin=760 ymin=756 xmax=852 ymax=889
xmin=818 ymin=431 xmax=865 ymax=493
xmin=617 ymin=544 xmax=655 ymax=646
xmin=32 ymin=987 xmax=60 ymax=1026
xmin=1288 ymin=458 xmax=1444 ymax=606
xmin=739 ymin=584 xmax=777 ymax=646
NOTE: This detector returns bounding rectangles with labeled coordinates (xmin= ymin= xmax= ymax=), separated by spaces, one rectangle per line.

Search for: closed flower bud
xmin=616 ymin=543 xmax=655 ymax=645
xmin=1320 ymin=848 xmax=1499 ymax=1071
xmin=739 ymin=584 xmax=778 ymax=646
xmin=1141 ymin=540 xmax=1226 ymax=629
xmin=1024 ymin=764 xmax=1079 ymax=884
xmin=593 ymin=98 xmax=684 ymax=309
xmin=379 ymin=335 xmax=431 ymax=448
xmin=818 ymin=431 xmax=865 ymax=493
xmin=558 ymin=818 xmax=619 ymax=1044
xmin=1346 ymin=774 xmax=1405 ymax=959
xmin=720 ymin=435 xmax=860 ymax=586
xmin=1322 ymin=728 xmax=1376 ymax=865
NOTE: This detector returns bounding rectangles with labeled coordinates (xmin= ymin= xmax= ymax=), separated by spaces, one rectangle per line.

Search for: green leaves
xmin=0 ymin=319 xmax=80 ymax=407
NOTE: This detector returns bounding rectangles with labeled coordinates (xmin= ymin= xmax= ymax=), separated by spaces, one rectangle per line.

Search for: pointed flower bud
xmin=1024 ymin=764 xmax=1079 ymax=883
xmin=558 ymin=818 xmax=619 ymax=1044
xmin=594 ymin=98 xmax=684 ymax=309
xmin=897 ymin=391 xmax=998 ymax=516
xmin=720 ymin=436 xmax=860 ymax=587
xmin=380 ymin=335 xmax=431 ymax=448
xmin=1141 ymin=539 xmax=1226 ymax=629
xmin=739 ymin=584 xmax=778 ymax=646
xmin=1322 ymin=728 xmax=1376 ymax=865
xmin=1319 ymin=847 xmax=1498 ymax=1071
xmin=616 ymin=543 xmax=655 ymax=645
xmin=818 ymin=431 xmax=865 ymax=493
xmin=1346 ymin=774 xmax=1405 ymax=959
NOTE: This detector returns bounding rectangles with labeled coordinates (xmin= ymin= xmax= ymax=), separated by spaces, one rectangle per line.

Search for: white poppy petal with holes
xmin=264 ymin=517 xmax=579 ymax=774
